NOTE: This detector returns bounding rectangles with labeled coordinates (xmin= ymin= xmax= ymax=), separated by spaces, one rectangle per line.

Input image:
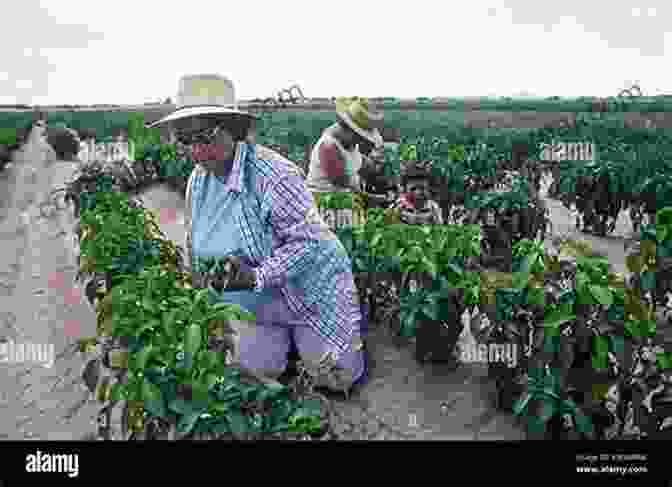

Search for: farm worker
xmin=306 ymin=97 xmax=383 ymax=228
xmin=306 ymin=97 xmax=383 ymax=193
xmin=149 ymin=74 xmax=367 ymax=394
xmin=392 ymin=162 xmax=443 ymax=225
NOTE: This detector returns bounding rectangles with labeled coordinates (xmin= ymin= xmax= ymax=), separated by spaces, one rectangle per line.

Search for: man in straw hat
xmin=306 ymin=96 xmax=384 ymax=194
xmin=150 ymin=74 xmax=368 ymax=394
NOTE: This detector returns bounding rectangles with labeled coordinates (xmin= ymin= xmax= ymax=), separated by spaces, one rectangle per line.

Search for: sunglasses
xmin=175 ymin=124 xmax=223 ymax=145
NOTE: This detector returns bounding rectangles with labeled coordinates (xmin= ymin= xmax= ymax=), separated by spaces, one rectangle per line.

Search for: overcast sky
xmin=0 ymin=0 xmax=669 ymax=105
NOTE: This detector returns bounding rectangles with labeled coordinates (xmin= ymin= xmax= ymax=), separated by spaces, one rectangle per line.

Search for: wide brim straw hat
xmin=335 ymin=97 xmax=384 ymax=148
xmin=148 ymin=74 xmax=259 ymax=128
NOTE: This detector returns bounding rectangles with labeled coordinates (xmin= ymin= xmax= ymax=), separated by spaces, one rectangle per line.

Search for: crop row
xmin=57 ymin=139 xmax=672 ymax=439
xmin=66 ymin=173 xmax=329 ymax=440
xmin=39 ymin=109 xmax=672 ymax=239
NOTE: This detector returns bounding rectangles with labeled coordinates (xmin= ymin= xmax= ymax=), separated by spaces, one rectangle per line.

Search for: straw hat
xmin=335 ymin=97 xmax=383 ymax=148
xmin=148 ymin=74 xmax=258 ymax=128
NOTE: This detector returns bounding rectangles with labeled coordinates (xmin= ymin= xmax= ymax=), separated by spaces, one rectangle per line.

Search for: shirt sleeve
xmin=254 ymin=174 xmax=326 ymax=290
xmin=319 ymin=142 xmax=351 ymax=178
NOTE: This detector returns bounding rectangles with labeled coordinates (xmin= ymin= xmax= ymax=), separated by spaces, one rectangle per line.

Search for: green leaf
xmin=589 ymin=285 xmax=613 ymax=306
xmin=518 ymin=255 xmax=532 ymax=274
xmin=513 ymin=393 xmax=532 ymax=415
xmin=541 ymin=384 xmax=561 ymax=401
xmin=656 ymin=352 xmax=672 ymax=370
xmin=263 ymin=381 xmax=287 ymax=395
xmin=542 ymin=308 xmax=576 ymax=330
xmin=110 ymin=382 xmax=124 ymax=401
xmin=370 ymin=233 xmax=382 ymax=249
xmin=170 ymin=296 xmax=193 ymax=307
xmin=211 ymin=401 xmax=230 ymax=413
xmin=399 ymin=313 xmax=417 ymax=337
xmin=538 ymin=398 xmax=557 ymax=423
xmin=200 ymin=351 xmax=224 ymax=371
xmin=298 ymin=397 xmax=323 ymax=417
xmin=512 ymin=271 xmax=530 ymax=289
xmin=184 ymin=323 xmax=202 ymax=367
xmin=422 ymin=304 xmax=439 ymax=321
xmin=543 ymin=333 xmax=560 ymax=354
xmin=141 ymin=296 xmax=157 ymax=313
xmin=168 ymin=398 xmax=196 ymax=415
xmin=527 ymin=286 xmax=545 ymax=306
xmin=592 ymin=335 xmax=609 ymax=370
xmin=446 ymin=261 xmax=463 ymax=276
xmin=134 ymin=344 xmax=153 ymax=370
xmin=558 ymin=396 xmax=578 ymax=413
xmin=422 ymin=257 xmax=438 ymax=276
xmin=640 ymin=271 xmax=655 ymax=291
xmin=208 ymin=419 xmax=231 ymax=434
xmin=226 ymin=411 xmax=249 ymax=437
xmin=573 ymin=410 xmax=595 ymax=435
xmin=177 ymin=411 xmax=202 ymax=434
xmin=136 ymin=319 xmax=160 ymax=337
xmin=162 ymin=310 xmax=179 ymax=340
xmin=142 ymin=379 xmax=166 ymax=417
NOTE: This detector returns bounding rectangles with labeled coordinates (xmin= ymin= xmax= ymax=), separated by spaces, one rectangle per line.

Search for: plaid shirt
xmin=185 ymin=142 xmax=361 ymax=356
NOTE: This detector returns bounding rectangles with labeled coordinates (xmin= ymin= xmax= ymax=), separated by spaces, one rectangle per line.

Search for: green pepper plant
xmin=478 ymin=235 xmax=672 ymax=439
xmin=69 ymin=172 xmax=326 ymax=439
xmin=98 ymin=265 xmax=324 ymax=439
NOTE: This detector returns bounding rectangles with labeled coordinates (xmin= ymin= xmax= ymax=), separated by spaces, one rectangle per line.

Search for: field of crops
xmin=0 ymin=120 xmax=35 ymax=170
xmin=3 ymin=100 xmax=672 ymax=441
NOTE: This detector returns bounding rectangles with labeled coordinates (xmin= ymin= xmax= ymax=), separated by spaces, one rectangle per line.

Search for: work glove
xmin=210 ymin=255 xmax=257 ymax=291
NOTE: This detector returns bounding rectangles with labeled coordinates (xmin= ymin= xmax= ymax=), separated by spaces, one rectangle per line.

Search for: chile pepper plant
xmin=93 ymin=265 xmax=324 ymax=439
xmin=475 ymin=235 xmax=672 ymax=439
xmin=67 ymin=157 xmax=326 ymax=439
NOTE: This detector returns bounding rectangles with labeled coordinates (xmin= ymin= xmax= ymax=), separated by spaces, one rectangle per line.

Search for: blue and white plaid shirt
xmin=185 ymin=142 xmax=362 ymax=356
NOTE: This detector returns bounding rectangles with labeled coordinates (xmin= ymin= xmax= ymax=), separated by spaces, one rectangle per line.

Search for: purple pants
xmin=228 ymin=285 xmax=366 ymax=390
xmin=236 ymin=321 xmax=366 ymax=389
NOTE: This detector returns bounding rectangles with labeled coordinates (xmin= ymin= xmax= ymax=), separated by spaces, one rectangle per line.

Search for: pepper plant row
xmin=386 ymin=120 xmax=672 ymax=237
xmin=64 ymin=168 xmax=326 ymax=440
xmin=244 ymin=108 xmax=672 ymax=239
xmin=119 ymin=112 xmax=672 ymax=241
xmin=318 ymin=195 xmax=672 ymax=439
xmin=61 ymin=114 xmax=672 ymax=440
xmin=10 ymin=92 xmax=672 ymax=140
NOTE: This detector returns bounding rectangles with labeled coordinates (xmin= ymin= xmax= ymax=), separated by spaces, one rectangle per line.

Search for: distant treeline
xmin=0 ymin=104 xmax=166 ymax=110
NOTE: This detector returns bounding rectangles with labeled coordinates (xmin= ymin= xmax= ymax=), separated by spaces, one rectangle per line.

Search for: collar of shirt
xmin=216 ymin=142 xmax=252 ymax=194
xmin=214 ymin=142 xmax=308 ymax=194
